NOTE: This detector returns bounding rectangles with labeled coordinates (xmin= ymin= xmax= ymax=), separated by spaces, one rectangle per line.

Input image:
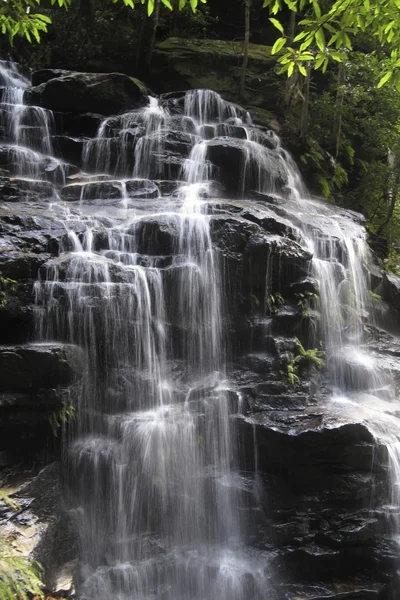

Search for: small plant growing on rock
xmin=48 ymin=402 xmax=76 ymax=437
xmin=295 ymin=291 xmax=319 ymax=317
xmin=286 ymin=338 xmax=325 ymax=384
xmin=266 ymin=292 xmax=284 ymax=315
xmin=0 ymin=277 xmax=17 ymax=308
xmin=368 ymin=290 xmax=383 ymax=305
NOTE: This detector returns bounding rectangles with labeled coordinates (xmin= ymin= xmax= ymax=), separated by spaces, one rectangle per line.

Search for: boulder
xmin=152 ymin=38 xmax=279 ymax=112
xmin=53 ymin=111 xmax=104 ymax=137
xmin=0 ymin=343 xmax=84 ymax=391
xmin=53 ymin=135 xmax=87 ymax=166
xmin=28 ymin=72 xmax=150 ymax=116
xmin=383 ymin=273 xmax=400 ymax=311
xmin=206 ymin=137 xmax=287 ymax=198
xmin=0 ymin=463 xmax=78 ymax=591
xmin=0 ymin=176 xmax=55 ymax=202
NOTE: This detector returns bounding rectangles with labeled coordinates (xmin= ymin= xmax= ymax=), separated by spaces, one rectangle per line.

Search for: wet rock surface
xmin=0 ymin=69 xmax=399 ymax=599
xmin=28 ymin=71 xmax=150 ymax=116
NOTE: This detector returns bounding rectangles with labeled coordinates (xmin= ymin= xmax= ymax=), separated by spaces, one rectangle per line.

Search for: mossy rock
xmin=152 ymin=37 xmax=280 ymax=111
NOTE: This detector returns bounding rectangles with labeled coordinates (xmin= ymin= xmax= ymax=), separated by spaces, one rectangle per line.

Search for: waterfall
xmin=2 ymin=58 xmax=400 ymax=598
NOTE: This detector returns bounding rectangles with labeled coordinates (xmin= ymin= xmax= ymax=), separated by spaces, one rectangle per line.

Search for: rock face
xmin=152 ymin=38 xmax=279 ymax=116
xmin=0 ymin=65 xmax=400 ymax=600
xmin=28 ymin=71 xmax=150 ymax=115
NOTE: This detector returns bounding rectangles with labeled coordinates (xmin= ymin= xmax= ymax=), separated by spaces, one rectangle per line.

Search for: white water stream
xmin=1 ymin=59 xmax=400 ymax=598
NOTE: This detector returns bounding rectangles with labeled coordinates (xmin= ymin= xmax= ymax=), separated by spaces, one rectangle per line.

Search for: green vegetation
xmin=265 ymin=0 xmax=400 ymax=89
xmin=266 ymin=292 xmax=284 ymax=314
xmin=295 ymin=290 xmax=318 ymax=317
xmin=286 ymin=337 xmax=325 ymax=384
xmin=48 ymin=401 xmax=76 ymax=436
xmin=2 ymin=0 xmax=400 ymax=269
xmin=0 ymin=277 xmax=17 ymax=308
xmin=0 ymin=493 xmax=44 ymax=600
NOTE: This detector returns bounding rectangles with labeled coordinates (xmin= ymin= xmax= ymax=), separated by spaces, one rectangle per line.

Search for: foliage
xmin=295 ymin=290 xmax=318 ymax=316
xmin=1 ymin=0 xmax=69 ymax=44
xmin=384 ymin=249 xmax=400 ymax=274
xmin=286 ymin=337 xmax=325 ymax=384
xmin=0 ymin=493 xmax=44 ymax=600
xmin=1 ymin=0 xmax=206 ymax=44
xmin=263 ymin=0 xmax=400 ymax=89
xmin=368 ymin=290 xmax=383 ymax=304
xmin=266 ymin=292 xmax=284 ymax=314
xmin=48 ymin=402 xmax=76 ymax=436
xmin=0 ymin=277 xmax=17 ymax=308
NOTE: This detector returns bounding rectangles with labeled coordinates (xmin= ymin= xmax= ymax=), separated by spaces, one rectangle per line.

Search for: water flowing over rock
xmin=1 ymin=60 xmax=400 ymax=600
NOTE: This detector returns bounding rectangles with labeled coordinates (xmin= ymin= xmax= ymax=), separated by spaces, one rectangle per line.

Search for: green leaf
xmin=32 ymin=26 xmax=40 ymax=42
xmin=190 ymin=0 xmax=197 ymax=11
xmin=300 ymin=36 xmax=314 ymax=51
xmin=161 ymin=0 xmax=173 ymax=8
xmin=147 ymin=0 xmax=154 ymax=15
xmin=377 ymin=70 xmax=393 ymax=87
xmin=315 ymin=27 xmax=325 ymax=50
xmin=312 ymin=0 xmax=321 ymax=18
xmin=269 ymin=17 xmax=284 ymax=33
xmin=314 ymin=54 xmax=325 ymax=69
xmin=271 ymin=36 xmax=287 ymax=54
xmin=298 ymin=63 xmax=307 ymax=75
xmin=35 ymin=13 xmax=51 ymax=22
xmin=293 ymin=30 xmax=308 ymax=42
xmin=288 ymin=62 xmax=295 ymax=76
xmin=330 ymin=50 xmax=344 ymax=61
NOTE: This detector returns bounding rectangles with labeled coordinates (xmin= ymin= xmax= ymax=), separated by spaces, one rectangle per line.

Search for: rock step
xmin=61 ymin=178 xmax=160 ymax=201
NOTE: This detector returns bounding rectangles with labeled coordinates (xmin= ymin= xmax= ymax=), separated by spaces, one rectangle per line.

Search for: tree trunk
xmin=300 ymin=63 xmax=311 ymax=139
xmin=239 ymin=0 xmax=251 ymax=100
xmin=136 ymin=0 xmax=161 ymax=76
xmin=377 ymin=150 xmax=400 ymax=235
xmin=332 ymin=61 xmax=345 ymax=158
xmin=145 ymin=0 xmax=161 ymax=72
xmin=288 ymin=11 xmax=296 ymax=44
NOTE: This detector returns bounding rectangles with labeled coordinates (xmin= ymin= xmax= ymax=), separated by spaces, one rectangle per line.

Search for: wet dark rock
xmin=0 ymin=463 xmax=79 ymax=589
xmin=0 ymin=343 xmax=84 ymax=391
xmin=215 ymin=123 xmax=247 ymax=139
xmin=149 ymin=129 xmax=194 ymax=157
xmin=241 ymin=413 xmax=386 ymax=475
xmin=62 ymin=179 xmax=126 ymax=201
xmin=31 ymin=68 xmax=75 ymax=87
xmin=125 ymin=179 xmax=159 ymax=199
xmin=206 ymin=137 xmax=287 ymax=198
xmin=133 ymin=216 xmax=178 ymax=256
xmin=61 ymin=178 xmax=159 ymax=201
xmin=0 ymin=176 xmax=55 ymax=201
xmin=206 ymin=138 xmax=245 ymax=197
xmin=0 ymin=249 xmax=51 ymax=279
xmin=53 ymin=135 xmax=87 ymax=166
xmin=243 ymin=233 xmax=312 ymax=301
xmin=383 ymin=273 xmax=400 ymax=311
xmin=29 ymin=72 xmax=149 ymax=116
xmin=53 ymin=111 xmax=104 ymax=137
xmin=0 ymin=145 xmax=78 ymax=183
xmin=210 ymin=215 xmax=258 ymax=254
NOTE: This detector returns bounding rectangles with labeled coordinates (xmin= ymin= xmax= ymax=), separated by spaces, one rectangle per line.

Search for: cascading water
xmin=2 ymin=58 xmax=400 ymax=598
xmin=35 ymin=87 xmax=269 ymax=599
